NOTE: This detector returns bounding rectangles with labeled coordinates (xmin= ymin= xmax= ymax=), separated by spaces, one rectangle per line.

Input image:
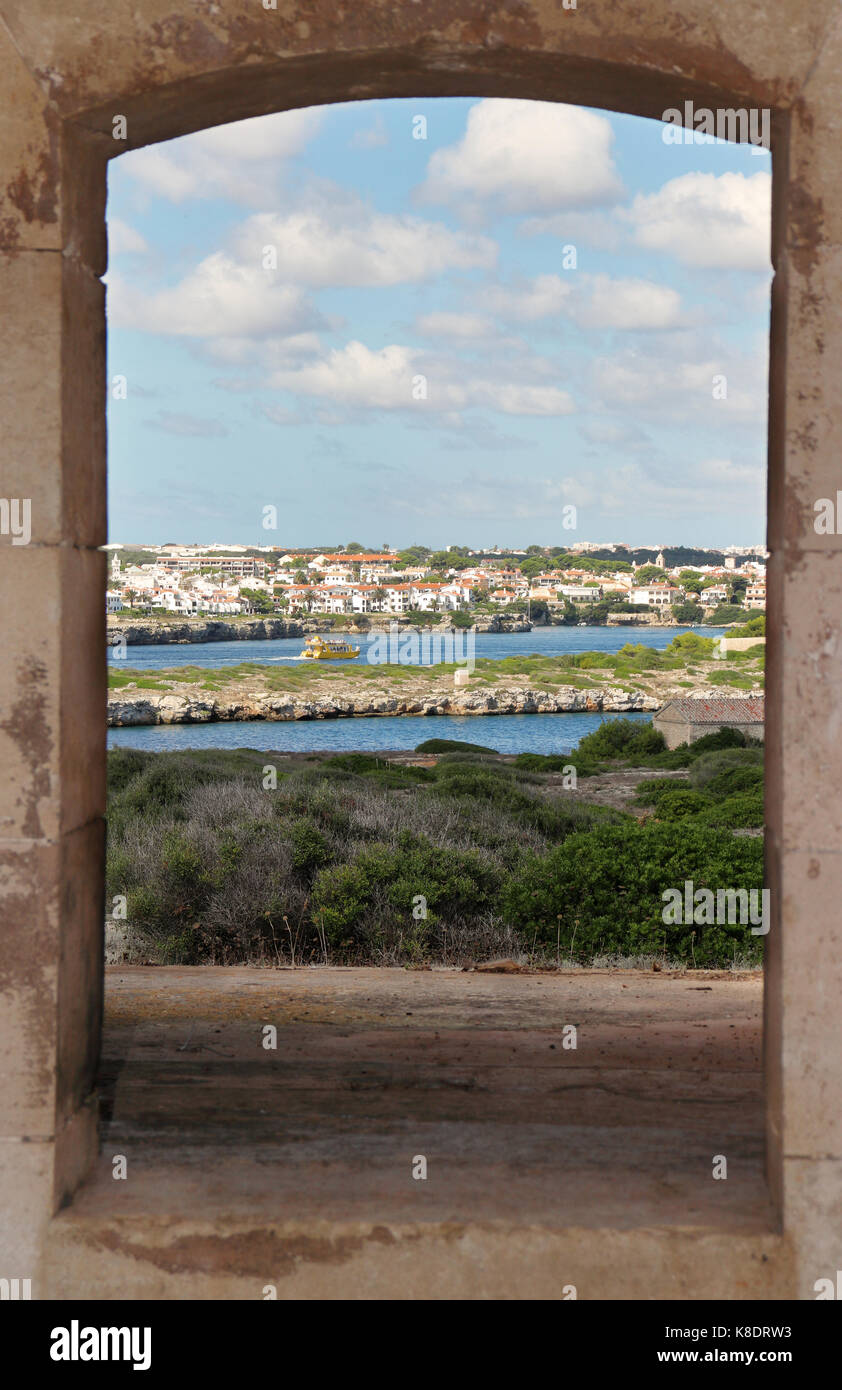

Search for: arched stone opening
xmin=1 ymin=0 xmax=840 ymax=1298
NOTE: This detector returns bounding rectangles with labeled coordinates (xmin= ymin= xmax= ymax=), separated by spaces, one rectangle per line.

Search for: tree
xmin=240 ymin=587 xmax=274 ymax=614
xmin=730 ymin=614 xmax=765 ymax=638
xmin=346 ymin=542 xmax=366 ymax=554
xmin=673 ymin=602 xmax=704 ymax=624
xmin=727 ymin=575 xmax=748 ymax=600
xmin=125 ymin=589 xmax=137 ymax=609
xmin=371 ymin=586 xmax=388 ymax=610
xmin=705 ymin=603 xmax=747 ymax=626
xmin=636 ymin=565 xmax=664 ymax=583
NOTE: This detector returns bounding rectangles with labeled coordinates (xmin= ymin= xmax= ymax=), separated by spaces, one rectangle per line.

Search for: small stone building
xmin=653 ymin=696 xmax=765 ymax=749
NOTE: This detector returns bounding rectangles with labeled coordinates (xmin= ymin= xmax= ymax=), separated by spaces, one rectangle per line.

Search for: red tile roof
xmin=658 ymin=697 xmax=765 ymax=723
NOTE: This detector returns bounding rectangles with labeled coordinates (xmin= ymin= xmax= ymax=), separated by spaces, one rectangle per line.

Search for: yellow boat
xmin=299 ymin=635 xmax=361 ymax=660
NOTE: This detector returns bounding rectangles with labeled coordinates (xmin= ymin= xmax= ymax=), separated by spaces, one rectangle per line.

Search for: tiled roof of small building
xmin=658 ymin=696 xmax=765 ymax=723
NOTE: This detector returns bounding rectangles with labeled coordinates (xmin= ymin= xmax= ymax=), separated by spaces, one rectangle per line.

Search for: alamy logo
xmin=661 ymin=101 xmax=769 ymax=154
xmin=0 ymin=1278 xmax=31 ymax=1299
xmin=366 ymin=622 xmax=475 ymax=672
xmin=50 ymin=1321 xmax=151 ymax=1372
xmin=0 ymin=498 xmax=31 ymax=546
xmin=662 ymin=880 xmax=770 ymax=935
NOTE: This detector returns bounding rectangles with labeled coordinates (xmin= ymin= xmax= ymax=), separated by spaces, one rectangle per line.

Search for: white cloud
xmin=472 ymin=382 xmax=574 ymax=416
xmin=234 ymin=207 xmax=496 ymax=287
xmin=351 ymin=114 xmax=388 ymax=149
xmin=476 ymin=272 xmax=681 ymax=333
xmin=520 ymin=209 xmax=623 ymax=251
xmin=121 ymin=109 xmax=322 ymax=205
xmin=108 ymin=254 xmax=324 ymax=341
xmin=419 ymin=100 xmax=624 ymax=214
xmin=270 ymin=340 xmax=574 ymax=417
xmin=272 ymin=342 xmax=421 ymax=411
xmin=482 ymin=274 xmax=572 ymax=322
xmin=578 ymin=276 xmax=682 ymax=331
xmin=108 ymin=218 xmax=149 ymax=254
xmin=628 ymin=171 xmax=771 ymax=270
xmin=416 ymin=312 xmax=495 ymax=339
xmin=593 ymin=346 xmax=765 ymax=421
xmin=144 ymin=412 xmax=228 ymax=438
xmin=580 ymin=419 xmax=649 ymax=447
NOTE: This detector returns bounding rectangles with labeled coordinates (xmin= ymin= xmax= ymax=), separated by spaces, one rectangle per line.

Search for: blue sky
xmin=106 ymin=97 xmax=771 ymax=549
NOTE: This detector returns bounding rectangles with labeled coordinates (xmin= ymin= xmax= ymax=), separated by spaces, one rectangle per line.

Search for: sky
xmin=106 ymin=97 xmax=772 ymax=550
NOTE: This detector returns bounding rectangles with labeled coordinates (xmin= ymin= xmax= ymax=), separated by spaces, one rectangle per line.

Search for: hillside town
xmin=105 ymin=540 xmax=767 ymax=623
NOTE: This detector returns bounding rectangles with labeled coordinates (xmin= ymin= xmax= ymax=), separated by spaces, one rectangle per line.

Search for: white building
xmin=631 ymin=584 xmax=681 ymax=608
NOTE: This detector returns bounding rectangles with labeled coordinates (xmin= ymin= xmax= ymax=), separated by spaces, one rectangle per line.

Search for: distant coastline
xmin=106 ymin=614 xmax=533 ymax=645
xmin=105 ymin=611 xmax=689 ymax=647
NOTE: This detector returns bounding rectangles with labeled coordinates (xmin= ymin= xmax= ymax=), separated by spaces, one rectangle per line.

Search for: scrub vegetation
xmin=106 ymin=720 xmax=764 ymax=969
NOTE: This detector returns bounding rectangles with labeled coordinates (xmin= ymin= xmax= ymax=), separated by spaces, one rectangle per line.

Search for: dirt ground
xmin=80 ymin=965 xmax=769 ymax=1233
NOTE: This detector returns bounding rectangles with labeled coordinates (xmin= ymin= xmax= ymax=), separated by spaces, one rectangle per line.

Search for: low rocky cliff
xmin=108 ymin=684 xmax=660 ymax=726
xmin=107 ymin=613 xmax=532 ymax=645
xmin=107 ymin=617 xmax=305 ymax=645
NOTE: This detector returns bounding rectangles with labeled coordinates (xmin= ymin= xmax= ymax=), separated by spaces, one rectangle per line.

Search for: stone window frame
xmin=1 ymin=2 xmax=840 ymax=1298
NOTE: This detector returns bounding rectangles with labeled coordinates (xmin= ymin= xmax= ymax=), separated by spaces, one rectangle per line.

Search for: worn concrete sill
xmin=44 ymin=967 xmax=790 ymax=1299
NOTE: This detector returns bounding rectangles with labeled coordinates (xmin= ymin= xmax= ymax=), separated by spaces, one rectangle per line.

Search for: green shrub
xmin=666 ymin=632 xmax=715 ymax=658
xmin=311 ymin=834 xmax=502 ymax=949
xmin=576 ymin=718 xmax=665 ymax=760
xmin=513 ymin=752 xmax=600 ymax=777
xmin=634 ymin=777 xmax=688 ymax=805
xmin=431 ymin=763 xmax=518 ymax=802
xmin=107 ymin=748 xmax=154 ymax=796
xmin=651 ymin=789 xmax=711 ymax=821
xmin=729 ymin=615 xmax=765 ymax=638
xmin=705 ymin=604 xmax=747 ymax=625
xmin=706 ymin=765 xmax=764 ymax=799
xmin=323 ymin=753 xmax=388 ymax=774
xmin=322 ymin=753 xmax=434 ymax=788
xmin=502 ymin=822 xmax=764 ymax=965
xmin=688 ymin=748 xmax=764 ymax=789
xmin=289 ymin=817 xmax=330 ymax=875
xmin=686 ymin=727 xmax=751 ymax=753
xmin=701 ymin=789 xmax=764 ymax=828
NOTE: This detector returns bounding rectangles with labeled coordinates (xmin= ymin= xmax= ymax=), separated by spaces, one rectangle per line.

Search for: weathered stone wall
xmin=654 ymin=717 xmax=766 ymax=751
xmin=1 ymin=0 xmax=840 ymax=1299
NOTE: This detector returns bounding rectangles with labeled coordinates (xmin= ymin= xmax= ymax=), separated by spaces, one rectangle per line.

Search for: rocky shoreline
xmin=108 ymin=684 xmax=661 ymax=726
xmin=107 ymin=614 xmax=533 ymax=645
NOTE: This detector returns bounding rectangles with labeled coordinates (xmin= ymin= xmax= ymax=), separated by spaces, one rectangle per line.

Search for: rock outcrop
xmin=108 ymin=684 xmax=660 ymax=726
xmin=106 ymin=614 xmax=532 ymax=646
xmin=107 ymin=617 xmax=306 ymax=645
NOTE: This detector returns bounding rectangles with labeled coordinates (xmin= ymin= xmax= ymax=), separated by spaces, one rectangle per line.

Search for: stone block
xmin=0 ymin=545 xmax=106 ymax=842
